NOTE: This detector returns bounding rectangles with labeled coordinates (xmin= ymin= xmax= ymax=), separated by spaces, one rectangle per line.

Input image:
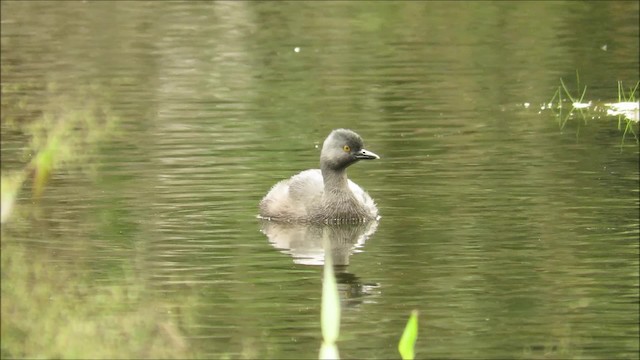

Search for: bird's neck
xmin=317 ymin=165 xmax=373 ymax=224
xmin=321 ymin=166 xmax=350 ymax=193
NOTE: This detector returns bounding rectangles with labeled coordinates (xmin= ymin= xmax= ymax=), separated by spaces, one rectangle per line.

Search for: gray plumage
xmin=259 ymin=129 xmax=380 ymax=224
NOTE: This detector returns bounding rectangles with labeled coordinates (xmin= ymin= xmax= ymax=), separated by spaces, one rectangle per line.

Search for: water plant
xmin=548 ymin=70 xmax=589 ymax=129
xmin=607 ymin=80 xmax=639 ymax=145
xmin=319 ymin=235 xmax=341 ymax=359
xmin=318 ymin=234 xmax=420 ymax=360
xmin=546 ymin=71 xmax=639 ymax=145
xmin=398 ymin=310 xmax=419 ymax=360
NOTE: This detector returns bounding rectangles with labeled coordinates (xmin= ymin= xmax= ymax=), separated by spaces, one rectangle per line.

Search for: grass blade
xmin=398 ymin=310 xmax=419 ymax=360
xmin=319 ymin=236 xmax=340 ymax=360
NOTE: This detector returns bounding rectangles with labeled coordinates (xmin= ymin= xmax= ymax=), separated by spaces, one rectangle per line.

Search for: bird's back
xmin=259 ymin=169 xmax=324 ymax=222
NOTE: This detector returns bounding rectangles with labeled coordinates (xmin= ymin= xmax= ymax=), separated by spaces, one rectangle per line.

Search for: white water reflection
xmin=261 ymin=220 xmax=378 ymax=266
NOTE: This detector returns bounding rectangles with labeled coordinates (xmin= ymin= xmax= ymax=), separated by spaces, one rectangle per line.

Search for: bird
xmin=259 ymin=129 xmax=380 ymax=224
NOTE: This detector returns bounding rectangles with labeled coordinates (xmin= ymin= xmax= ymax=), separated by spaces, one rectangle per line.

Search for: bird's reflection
xmin=332 ymin=267 xmax=381 ymax=307
xmin=260 ymin=220 xmax=378 ymax=266
xmin=259 ymin=220 xmax=381 ymax=305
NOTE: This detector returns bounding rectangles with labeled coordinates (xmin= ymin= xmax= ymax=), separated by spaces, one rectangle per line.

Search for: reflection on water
xmin=261 ymin=220 xmax=382 ymax=307
xmin=261 ymin=220 xmax=378 ymax=266
xmin=334 ymin=269 xmax=381 ymax=308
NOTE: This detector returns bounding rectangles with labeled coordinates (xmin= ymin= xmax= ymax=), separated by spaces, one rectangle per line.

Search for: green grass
xmin=615 ymin=80 xmax=640 ymax=146
xmin=548 ymin=70 xmax=589 ymax=129
xmin=547 ymin=71 xmax=639 ymax=145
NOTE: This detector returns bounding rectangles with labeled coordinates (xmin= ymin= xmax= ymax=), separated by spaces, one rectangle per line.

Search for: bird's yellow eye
xmin=343 ymin=145 xmax=351 ymax=152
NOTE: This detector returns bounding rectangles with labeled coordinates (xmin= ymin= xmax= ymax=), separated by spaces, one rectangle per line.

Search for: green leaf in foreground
xmin=319 ymin=238 xmax=340 ymax=360
xmin=398 ymin=310 xmax=419 ymax=360
xmin=319 ymin=343 xmax=339 ymax=360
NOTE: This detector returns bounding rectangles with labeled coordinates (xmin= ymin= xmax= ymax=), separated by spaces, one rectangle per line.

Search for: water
xmin=1 ymin=1 xmax=638 ymax=359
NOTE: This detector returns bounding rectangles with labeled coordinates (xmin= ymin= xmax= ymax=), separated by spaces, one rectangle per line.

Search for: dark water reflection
xmin=2 ymin=1 xmax=639 ymax=359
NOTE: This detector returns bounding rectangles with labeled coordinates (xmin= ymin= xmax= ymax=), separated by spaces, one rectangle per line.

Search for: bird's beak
xmin=355 ymin=148 xmax=380 ymax=160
